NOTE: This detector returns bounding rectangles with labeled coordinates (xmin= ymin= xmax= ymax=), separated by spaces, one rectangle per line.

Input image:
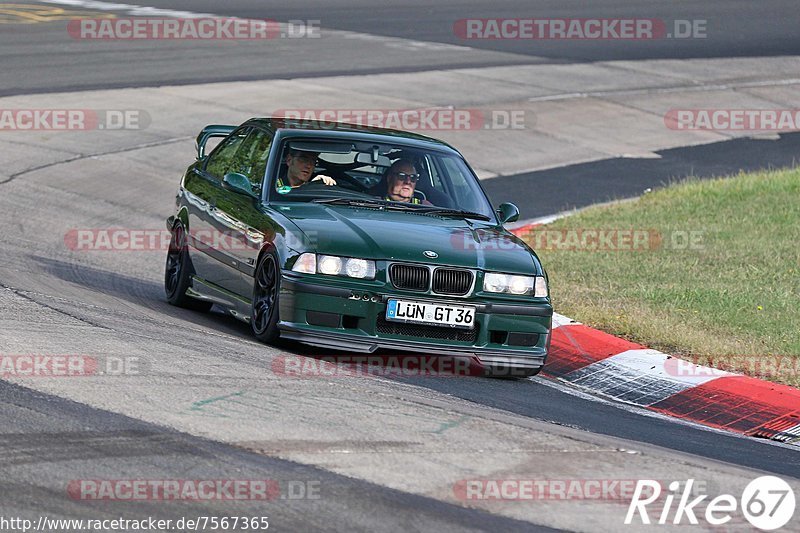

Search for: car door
xmin=185 ymin=127 xmax=249 ymax=287
xmin=211 ymin=126 xmax=279 ymax=297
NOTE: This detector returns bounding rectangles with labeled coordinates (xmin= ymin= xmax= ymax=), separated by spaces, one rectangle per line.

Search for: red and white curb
xmin=544 ymin=311 xmax=800 ymax=446
xmin=509 ymin=224 xmax=800 ymax=447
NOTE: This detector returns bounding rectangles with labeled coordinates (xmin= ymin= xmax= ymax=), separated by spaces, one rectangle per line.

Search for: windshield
xmin=268 ymin=138 xmax=497 ymax=221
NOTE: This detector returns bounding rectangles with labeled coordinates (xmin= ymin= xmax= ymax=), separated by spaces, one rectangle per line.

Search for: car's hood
xmin=279 ymin=203 xmax=541 ymax=274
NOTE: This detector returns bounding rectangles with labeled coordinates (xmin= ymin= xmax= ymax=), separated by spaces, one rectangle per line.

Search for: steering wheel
xmin=323 ymin=172 xmax=369 ymax=193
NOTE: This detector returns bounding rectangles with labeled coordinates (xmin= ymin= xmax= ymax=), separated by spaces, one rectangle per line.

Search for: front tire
xmin=251 ymin=252 xmax=281 ymax=343
xmin=164 ymin=223 xmax=213 ymax=312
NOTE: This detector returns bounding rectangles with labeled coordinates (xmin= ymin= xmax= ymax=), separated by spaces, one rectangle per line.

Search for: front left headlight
xmin=484 ymin=272 xmax=548 ymax=297
xmin=292 ymin=253 xmax=376 ymax=280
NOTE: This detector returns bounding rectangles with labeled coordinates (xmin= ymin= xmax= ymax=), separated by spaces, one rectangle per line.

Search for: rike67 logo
xmin=626 ymin=476 xmax=796 ymax=530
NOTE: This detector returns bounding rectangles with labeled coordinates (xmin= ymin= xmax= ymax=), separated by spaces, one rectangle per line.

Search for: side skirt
xmin=187 ymin=276 xmax=252 ymax=324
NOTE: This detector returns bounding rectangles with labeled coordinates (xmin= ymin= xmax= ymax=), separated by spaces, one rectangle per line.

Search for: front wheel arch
xmin=250 ymin=248 xmax=281 ymax=344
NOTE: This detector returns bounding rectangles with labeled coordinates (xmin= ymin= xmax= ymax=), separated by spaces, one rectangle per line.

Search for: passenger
xmin=276 ymin=149 xmax=336 ymax=192
xmin=383 ymin=159 xmax=430 ymax=204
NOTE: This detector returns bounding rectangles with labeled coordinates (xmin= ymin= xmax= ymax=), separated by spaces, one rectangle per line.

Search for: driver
xmin=383 ymin=159 xmax=430 ymax=204
xmin=276 ymin=149 xmax=337 ymax=193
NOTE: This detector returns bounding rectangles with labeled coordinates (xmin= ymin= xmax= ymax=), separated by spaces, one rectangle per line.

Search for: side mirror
xmin=222 ymin=172 xmax=258 ymax=198
xmin=497 ymin=202 xmax=520 ymax=224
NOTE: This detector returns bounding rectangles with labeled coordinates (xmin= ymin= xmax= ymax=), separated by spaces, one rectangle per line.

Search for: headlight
xmin=484 ymin=273 xmax=510 ymax=293
xmin=484 ymin=273 xmax=548 ymax=297
xmin=292 ymin=253 xmax=316 ymax=274
xmin=318 ymin=255 xmax=343 ymax=275
xmin=291 ymin=253 xmax=376 ymax=280
xmin=509 ymin=276 xmax=533 ymax=295
xmin=344 ymin=258 xmax=375 ymax=279
xmin=534 ymin=276 xmax=548 ymax=297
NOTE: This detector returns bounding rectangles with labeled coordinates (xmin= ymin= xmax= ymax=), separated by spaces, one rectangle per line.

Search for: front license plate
xmin=386 ymin=299 xmax=476 ymax=329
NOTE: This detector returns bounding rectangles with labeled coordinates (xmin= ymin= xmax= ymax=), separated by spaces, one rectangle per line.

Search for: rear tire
xmin=251 ymin=252 xmax=281 ymax=344
xmin=164 ymin=223 xmax=213 ymax=312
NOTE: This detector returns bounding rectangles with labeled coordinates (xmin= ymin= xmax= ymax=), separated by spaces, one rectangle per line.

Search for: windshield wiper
xmin=314 ymin=198 xmax=490 ymax=219
xmin=313 ymin=197 xmax=422 ymax=211
xmin=415 ymin=207 xmax=492 ymax=221
xmin=314 ymin=197 xmax=388 ymax=206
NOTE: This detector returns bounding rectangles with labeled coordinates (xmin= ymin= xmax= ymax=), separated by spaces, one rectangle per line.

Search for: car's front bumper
xmin=278 ymin=273 xmax=552 ymax=370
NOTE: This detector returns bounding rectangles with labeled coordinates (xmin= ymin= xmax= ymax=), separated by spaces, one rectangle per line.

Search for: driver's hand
xmin=313 ymin=174 xmax=337 ymax=186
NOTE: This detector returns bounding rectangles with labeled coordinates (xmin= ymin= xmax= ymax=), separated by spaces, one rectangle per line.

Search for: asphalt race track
xmin=483 ymin=131 xmax=800 ymax=219
xmin=4 ymin=0 xmax=800 ymax=95
xmin=1 ymin=1 xmax=799 ymax=531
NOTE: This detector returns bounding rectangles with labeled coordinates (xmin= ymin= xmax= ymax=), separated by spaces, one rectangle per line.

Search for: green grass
xmin=521 ymin=168 xmax=800 ymax=385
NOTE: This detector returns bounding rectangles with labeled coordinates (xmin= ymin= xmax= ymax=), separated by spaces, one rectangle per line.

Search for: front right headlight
xmin=484 ymin=272 xmax=548 ymax=297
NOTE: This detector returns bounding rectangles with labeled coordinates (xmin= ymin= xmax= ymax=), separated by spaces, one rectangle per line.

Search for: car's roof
xmin=244 ymin=117 xmax=461 ymax=155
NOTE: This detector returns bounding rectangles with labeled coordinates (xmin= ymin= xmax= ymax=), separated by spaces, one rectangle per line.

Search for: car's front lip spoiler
xmin=277 ymin=324 xmax=546 ymax=369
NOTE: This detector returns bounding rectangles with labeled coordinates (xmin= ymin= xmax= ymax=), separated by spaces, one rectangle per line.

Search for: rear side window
xmin=205 ymin=129 xmax=249 ymax=181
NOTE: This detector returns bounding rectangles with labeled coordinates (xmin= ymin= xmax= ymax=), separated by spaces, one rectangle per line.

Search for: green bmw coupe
xmin=165 ymin=118 xmax=552 ymax=377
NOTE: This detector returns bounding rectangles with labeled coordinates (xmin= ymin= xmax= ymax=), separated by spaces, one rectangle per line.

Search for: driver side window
xmin=233 ymin=128 xmax=273 ymax=189
xmin=237 ymin=129 xmax=272 ymax=189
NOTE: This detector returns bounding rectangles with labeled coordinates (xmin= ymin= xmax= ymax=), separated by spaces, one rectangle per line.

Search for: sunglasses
xmin=392 ymin=172 xmax=420 ymax=183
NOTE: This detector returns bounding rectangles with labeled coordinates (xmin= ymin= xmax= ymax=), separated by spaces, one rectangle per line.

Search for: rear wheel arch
xmin=164 ymin=220 xmax=212 ymax=312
